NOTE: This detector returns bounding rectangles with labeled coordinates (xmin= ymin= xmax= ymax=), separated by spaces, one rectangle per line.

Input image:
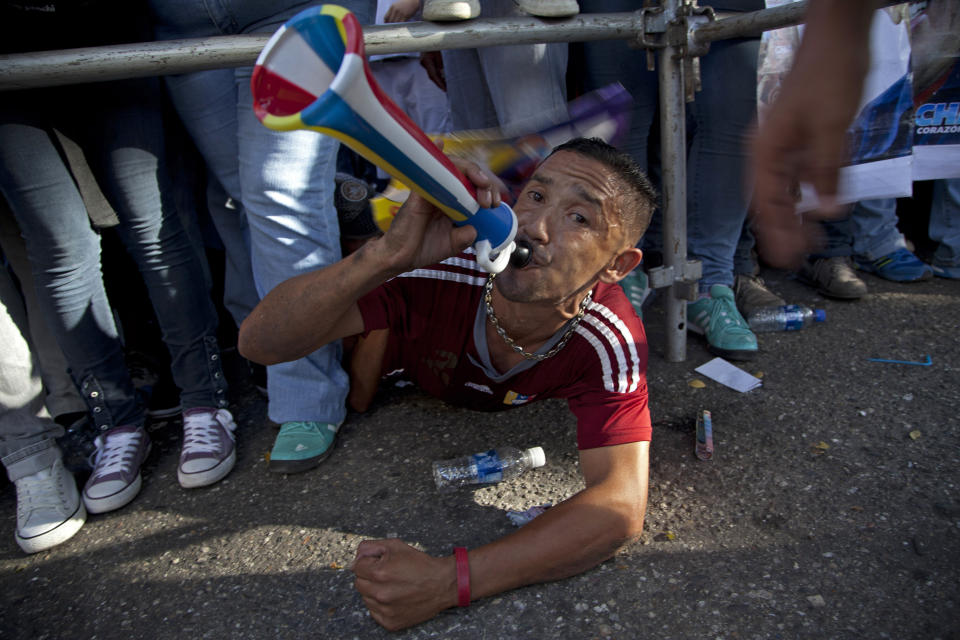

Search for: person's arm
xmin=351 ymin=440 xmax=649 ymax=631
xmin=751 ymin=0 xmax=883 ymax=268
xmin=420 ymin=51 xmax=446 ymax=92
xmin=237 ymin=161 xmax=495 ymax=365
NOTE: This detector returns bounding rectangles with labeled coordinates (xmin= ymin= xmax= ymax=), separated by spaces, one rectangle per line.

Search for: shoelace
xmin=281 ymin=421 xmax=334 ymax=436
xmin=91 ymin=430 xmax=143 ymax=478
xmin=17 ymin=467 xmax=67 ymax=512
xmin=825 ymin=257 xmax=857 ymax=279
xmin=701 ymin=296 xmax=747 ymax=330
xmin=183 ymin=410 xmax=235 ymax=454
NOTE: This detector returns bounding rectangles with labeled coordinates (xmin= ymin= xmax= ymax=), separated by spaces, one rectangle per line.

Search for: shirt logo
xmin=422 ymin=349 xmax=458 ymax=386
xmin=503 ymin=390 xmax=535 ymax=406
xmin=465 ymin=381 xmax=493 ymax=394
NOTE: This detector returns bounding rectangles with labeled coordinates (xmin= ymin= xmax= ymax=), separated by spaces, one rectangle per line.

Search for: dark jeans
xmin=0 ymin=79 xmax=227 ymax=432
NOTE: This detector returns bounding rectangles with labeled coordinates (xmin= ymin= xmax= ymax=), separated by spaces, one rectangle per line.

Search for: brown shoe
xmin=797 ymin=256 xmax=867 ymax=299
xmin=734 ymin=274 xmax=786 ymax=320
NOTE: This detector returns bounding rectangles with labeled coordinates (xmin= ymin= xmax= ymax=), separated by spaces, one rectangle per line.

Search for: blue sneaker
xmin=268 ymin=421 xmax=341 ymax=474
xmin=856 ymin=248 xmax=933 ymax=282
xmin=931 ymin=262 xmax=960 ymax=279
xmin=687 ymin=284 xmax=758 ymax=361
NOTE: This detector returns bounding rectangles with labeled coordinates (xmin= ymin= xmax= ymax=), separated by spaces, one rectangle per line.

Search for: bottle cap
xmin=525 ymin=446 xmax=546 ymax=468
xmin=814 ymin=309 xmax=826 ymax=322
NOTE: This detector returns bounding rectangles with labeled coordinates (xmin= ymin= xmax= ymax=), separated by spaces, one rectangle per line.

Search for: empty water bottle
xmin=748 ymin=304 xmax=826 ymax=332
xmin=433 ymin=446 xmax=546 ymax=491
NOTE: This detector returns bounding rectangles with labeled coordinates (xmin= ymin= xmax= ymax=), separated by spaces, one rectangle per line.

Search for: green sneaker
xmin=687 ymin=284 xmax=758 ymax=361
xmin=619 ymin=269 xmax=651 ymax=319
xmin=268 ymin=421 xmax=341 ymax=474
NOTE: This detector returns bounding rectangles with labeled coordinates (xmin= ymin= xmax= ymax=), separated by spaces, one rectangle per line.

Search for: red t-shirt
xmin=356 ymin=251 xmax=651 ymax=449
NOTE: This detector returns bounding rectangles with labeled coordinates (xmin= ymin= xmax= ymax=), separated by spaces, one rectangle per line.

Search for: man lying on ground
xmin=239 ymin=137 xmax=656 ymax=630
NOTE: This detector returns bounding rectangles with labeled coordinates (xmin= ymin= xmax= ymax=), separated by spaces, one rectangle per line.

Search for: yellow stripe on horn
xmin=261 ymin=113 xmax=310 ymax=132
xmin=319 ymin=5 xmax=351 ymax=45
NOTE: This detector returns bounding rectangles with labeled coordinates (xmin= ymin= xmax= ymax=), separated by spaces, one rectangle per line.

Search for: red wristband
xmin=454 ymin=546 xmax=470 ymax=607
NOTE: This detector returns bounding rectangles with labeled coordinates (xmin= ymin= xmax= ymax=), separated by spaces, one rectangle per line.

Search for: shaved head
xmin=547 ymin=137 xmax=657 ymax=245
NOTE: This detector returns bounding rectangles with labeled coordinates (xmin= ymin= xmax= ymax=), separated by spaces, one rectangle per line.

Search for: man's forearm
xmin=465 ymin=441 xmax=650 ymax=600
xmin=467 ymin=480 xmax=646 ymax=600
xmin=796 ymin=0 xmax=878 ymax=76
xmin=352 ymin=442 xmax=649 ymax=631
xmin=239 ymin=177 xmax=484 ymax=365
xmin=804 ymin=0 xmax=885 ymax=30
xmin=353 ymin=479 xmax=647 ymax=631
xmin=238 ymin=239 xmax=400 ymax=365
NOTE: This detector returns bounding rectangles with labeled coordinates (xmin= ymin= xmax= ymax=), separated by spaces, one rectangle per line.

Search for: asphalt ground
xmin=1 ymin=265 xmax=959 ymax=640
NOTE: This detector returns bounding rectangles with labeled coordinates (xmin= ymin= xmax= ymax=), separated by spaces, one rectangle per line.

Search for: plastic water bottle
xmin=433 ymin=446 xmax=546 ymax=491
xmin=747 ymin=304 xmax=826 ymax=332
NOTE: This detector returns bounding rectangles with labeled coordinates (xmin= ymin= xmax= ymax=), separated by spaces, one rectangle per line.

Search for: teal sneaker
xmin=687 ymin=284 xmax=758 ymax=361
xmin=855 ymin=248 xmax=932 ymax=282
xmin=620 ymin=269 xmax=651 ymax=319
xmin=268 ymin=421 xmax=341 ymax=474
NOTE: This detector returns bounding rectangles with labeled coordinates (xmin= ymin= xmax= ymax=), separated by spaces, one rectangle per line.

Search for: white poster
xmin=909 ymin=0 xmax=960 ymax=181
xmin=798 ymin=9 xmax=913 ymax=211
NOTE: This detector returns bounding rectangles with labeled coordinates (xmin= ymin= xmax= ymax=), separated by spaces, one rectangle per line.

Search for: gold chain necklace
xmin=484 ymin=274 xmax=592 ymax=362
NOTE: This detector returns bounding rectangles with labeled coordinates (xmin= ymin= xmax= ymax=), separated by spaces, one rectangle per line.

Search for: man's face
xmin=496 ymin=151 xmax=631 ymax=306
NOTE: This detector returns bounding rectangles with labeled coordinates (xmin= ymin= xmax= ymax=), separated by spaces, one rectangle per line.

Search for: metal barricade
xmin=0 ymin=1 xmax=822 ymax=361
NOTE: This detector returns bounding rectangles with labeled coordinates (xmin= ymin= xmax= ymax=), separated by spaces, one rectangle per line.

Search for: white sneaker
xmin=423 ymin=0 xmax=480 ymax=21
xmin=514 ymin=0 xmax=579 ymax=17
xmin=178 ymin=408 xmax=237 ymax=488
xmin=15 ymin=458 xmax=86 ymax=554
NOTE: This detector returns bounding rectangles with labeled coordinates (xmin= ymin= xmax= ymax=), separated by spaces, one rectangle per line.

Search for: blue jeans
xmin=733 ymin=222 xmax=759 ymax=276
xmin=817 ymin=180 xmax=960 ymax=264
xmin=851 ymin=198 xmax=907 ymax=261
xmin=153 ymin=62 xmax=260 ymax=331
xmin=812 ymin=216 xmax=856 ymax=259
xmin=150 ymin=0 xmax=369 ymax=424
xmin=930 ymin=179 xmax=960 ymax=267
xmin=441 ymin=0 xmax=568 ymax=134
xmin=0 ymin=204 xmax=86 ymax=420
xmin=580 ymin=0 xmax=759 ymax=291
xmin=814 ymin=197 xmax=905 ymax=261
xmin=0 ymin=260 xmax=64 ymax=481
xmin=0 ymin=79 xmax=228 ymax=432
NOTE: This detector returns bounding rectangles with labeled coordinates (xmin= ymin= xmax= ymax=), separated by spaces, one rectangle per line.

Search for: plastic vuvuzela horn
xmin=251 ymin=5 xmax=517 ymax=272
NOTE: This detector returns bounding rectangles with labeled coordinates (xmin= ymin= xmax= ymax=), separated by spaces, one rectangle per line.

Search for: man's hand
xmin=750 ymin=0 xmax=878 ymax=268
xmin=352 ymin=539 xmax=458 ymax=631
xmin=348 ymin=442 xmax=649 ymax=630
xmin=238 ymin=148 xmax=497 ymax=365
xmin=375 ymin=154 xmax=497 ymax=273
